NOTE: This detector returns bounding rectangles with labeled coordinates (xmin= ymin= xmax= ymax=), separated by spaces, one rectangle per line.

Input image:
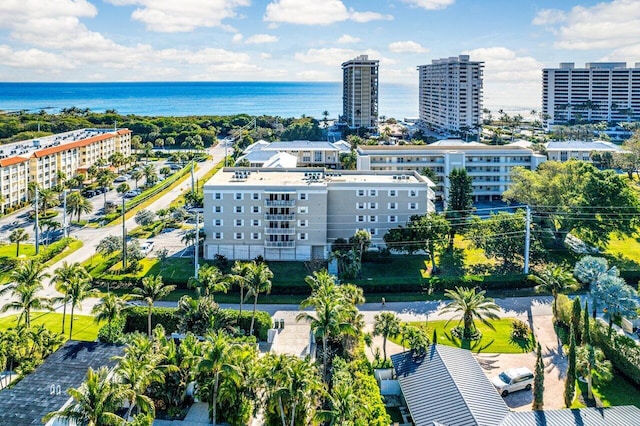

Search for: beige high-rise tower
xmin=342 ymin=55 xmax=379 ymax=129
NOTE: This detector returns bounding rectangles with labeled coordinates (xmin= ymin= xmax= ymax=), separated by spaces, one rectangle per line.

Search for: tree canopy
xmin=503 ymin=160 xmax=640 ymax=247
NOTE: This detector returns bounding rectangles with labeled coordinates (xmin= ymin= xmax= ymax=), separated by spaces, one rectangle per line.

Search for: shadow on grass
xmin=444 ymin=330 xmax=496 ymax=353
xmin=509 ymin=335 xmax=535 ymax=353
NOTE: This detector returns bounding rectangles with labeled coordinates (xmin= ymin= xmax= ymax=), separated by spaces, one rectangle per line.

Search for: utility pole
xmin=191 ymin=161 xmax=195 ymax=195
xmin=34 ymin=187 xmax=40 ymax=255
xmin=62 ymin=189 xmax=68 ymax=238
xmin=524 ymin=205 xmax=531 ymax=274
xmin=194 ymin=211 xmax=199 ymax=278
xmin=122 ymin=197 xmax=127 ymax=269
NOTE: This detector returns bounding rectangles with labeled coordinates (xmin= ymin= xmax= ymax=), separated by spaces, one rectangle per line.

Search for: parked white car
xmin=140 ymin=240 xmax=155 ymax=256
xmin=491 ymin=367 xmax=534 ymax=397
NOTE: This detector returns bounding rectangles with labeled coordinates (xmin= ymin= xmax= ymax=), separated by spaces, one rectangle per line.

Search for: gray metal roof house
xmin=391 ymin=345 xmax=640 ymax=426
xmin=0 ymin=340 xmax=124 ymax=425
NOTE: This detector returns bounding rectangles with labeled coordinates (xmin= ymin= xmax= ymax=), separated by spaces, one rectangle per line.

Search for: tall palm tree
xmin=142 ymin=164 xmax=157 ymax=187
xmin=441 ymin=286 xmax=500 ymax=340
xmin=242 ymin=262 xmax=273 ymax=335
xmin=9 ymin=228 xmax=28 ymax=256
xmin=132 ymin=275 xmax=176 ymax=337
xmin=37 ymin=188 xmax=60 ymax=212
xmin=42 ymin=366 xmax=129 ymax=426
xmin=96 ymin=169 xmax=115 ymax=208
xmin=116 ymin=355 xmax=162 ymax=419
xmin=189 ymin=265 xmax=229 ymax=298
xmin=529 ymin=265 xmax=579 ymax=316
xmin=229 ymin=261 xmax=250 ymax=317
xmin=196 ymin=331 xmax=233 ymax=426
xmin=131 ymin=170 xmax=143 ymax=189
xmin=0 ymin=259 xmax=51 ymax=328
xmin=576 ymin=344 xmax=613 ymax=399
xmin=53 ymin=261 xmax=91 ymax=334
xmin=67 ymin=273 xmax=97 ymax=340
xmin=66 ymin=191 xmax=93 ymax=222
xmin=373 ymin=312 xmax=401 ymax=361
xmin=92 ymin=293 xmax=128 ymax=326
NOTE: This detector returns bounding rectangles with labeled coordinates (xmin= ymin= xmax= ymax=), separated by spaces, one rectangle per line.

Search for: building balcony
xmin=265 ymin=241 xmax=295 ymax=248
xmin=265 ymin=200 xmax=296 ymax=207
xmin=264 ymin=228 xmax=296 ymax=235
xmin=264 ymin=214 xmax=295 ymax=221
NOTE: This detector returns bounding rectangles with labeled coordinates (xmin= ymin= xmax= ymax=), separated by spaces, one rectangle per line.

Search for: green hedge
xmin=123 ymin=306 xmax=272 ymax=340
xmin=591 ymin=321 xmax=640 ymax=386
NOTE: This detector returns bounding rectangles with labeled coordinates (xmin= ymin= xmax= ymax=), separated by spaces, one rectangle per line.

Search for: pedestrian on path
xmin=381 ymin=297 xmax=386 ymax=307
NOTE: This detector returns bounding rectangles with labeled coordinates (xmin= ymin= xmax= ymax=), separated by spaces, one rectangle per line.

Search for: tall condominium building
xmin=418 ymin=55 xmax=484 ymax=136
xmin=342 ymin=55 xmax=379 ymax=129
xmin=356 ymin=140 xmax=545 ymax=205
xmin=203 ymin=167 xmax=435 ymax=261
xmin=0 ymin=128 xmax=132 ymax=213
xmin=542 ymin=62 xmax=640 ymax=128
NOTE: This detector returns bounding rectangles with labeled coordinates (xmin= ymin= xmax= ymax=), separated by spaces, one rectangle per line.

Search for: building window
xmin=369 ymin=215 xmax=377 ymax=223
xmin=314 ymin=151 xmax=322 ymax=162
xmin=251 ymin=233 xmax=260 ymax=240
xmin=369 ymin=228 xmax=377 ymax=236
xmin=357 ymin=189 xmax=365 ymax=197
xmin=235 ymin=206 xmax=244 ymax=213
xmin=299 ymin=233 xmax=308 ymax=240
xmin=409 ymin=190 xmax=418 ymax=197
xmin=356 ymin=202 xmax=365 ymax=210
xmin=252 ymin=193 xmax=260 ymax=200
xmin=298 ymin=206 xmax=308 ymax=214
xmin=235 ymin=219 xmax=244 ymax=227
xmin=235 ymin=232 xmax=244 ymax=240
xmin=388 ymin=190 xmax=397 ymax=197
xmin=389 ymin=215 xmax=397 ymax=223
xmin=369 ymin=189 xmax=377 ymax=196
xmin=252 ymin=219 xmax=260 ymax=226
xmin=356 ymin=215 xmax=365 ymax=222
xmin=214 ymin=232 xmax=222 ymax=239
xmin=299 ymin=193 xmax=307 ymax=200
xmin=235 ymin=193 xmax=243 ymax=200
xmin=298 ymin=220 xmax=308 ymax=227
xmin=409 ymin=202 xmax=418 ymax=210
xmin=388 ymin=202 xmax=397 ymax=210
xmin=214 ymin=219 xmax=222 ymax=226
xmin=215 ymin=206 xmax=222 ymax=213
xmin=214 ymin=193 xmax=222 ymax=200
xmin=253 ymin=206 xmax=260 ymax=213
xmin=369 ymin=202 xmax=378 ymax=209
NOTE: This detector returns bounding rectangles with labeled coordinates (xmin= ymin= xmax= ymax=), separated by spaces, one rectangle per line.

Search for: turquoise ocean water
xmin=0 ymin=81 xmax=418 ymax=120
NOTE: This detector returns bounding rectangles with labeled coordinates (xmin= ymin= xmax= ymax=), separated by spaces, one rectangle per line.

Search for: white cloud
xmin=401 ymin=0 xmax=455 ymax=10
xmin=260 ymin=53 xmax=272 ymax=59
xmin=531 ymin=9 xmax=566 ymax=25
xmin=245 ymin=34 xmax=279 ymax=44
xmin=0 ymin=45 xmax=73 ymax=69
xmin=388 ymin=40 xmax=429 ymax=54
xmin=337 ymin=34 xmax=360 ymax=44
xmin=294 ymin=48 xmax=381 ymax=67
xmin=264 ymin=0 xmax=391 ymax=25
xmin=0 ymin=0 xmax=96 ymax=27
xmin=232 ymin=34 xmax=244 ymax=43
xmin=296 ymin=70 xmax=332 ymax=81
xmin=105 ymin=0 xmax=250 ymax=32
xmin=536 ymin=0 xmax=640 ymax=50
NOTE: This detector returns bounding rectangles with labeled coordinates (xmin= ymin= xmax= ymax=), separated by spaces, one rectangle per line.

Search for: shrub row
xmin=591 ymin=322 xmax=640 ymax=386
xmin=122 ymin=306 xmax=272 ymax=340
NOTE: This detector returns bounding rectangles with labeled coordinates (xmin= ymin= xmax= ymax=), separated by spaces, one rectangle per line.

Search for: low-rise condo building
xmin=203 ymin=167 xmax=435 ymax=261
xmin=235 ymin=140 xmax=351 ymax=168
xmin=356 ymin=140 xmax=546 ymax=204
xmin=545 ymin=140 xmax=625 ymax=162
xmin=0 ymin=128 xmax=132 ymax=213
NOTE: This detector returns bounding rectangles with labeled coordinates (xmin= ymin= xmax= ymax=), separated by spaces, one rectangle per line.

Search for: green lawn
xmin=572 ymin=374 xmax=640 ymax=409
xmin=391 ymin=318 xmax=533 ymax=354
xmin=604 ymin=233 xmax=640 ymax=268
xmin=0 ymin=312 xmax=102 ymax=341
xmin=0 ymin=243 xmax=36 ymax=258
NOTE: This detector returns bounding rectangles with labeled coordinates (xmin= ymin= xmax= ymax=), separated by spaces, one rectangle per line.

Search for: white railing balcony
xmin=265 ymin=200 xmax=296 ymax=207
xmin=264 ymin=228 xmax=296 ymax=235
xmin=265 ymin=241 xmax=295 ymax=248
xmin=264 ymin=214 xmax=295 ymax=221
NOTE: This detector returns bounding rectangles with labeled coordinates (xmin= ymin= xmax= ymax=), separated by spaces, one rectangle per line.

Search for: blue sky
xmin=0 ymin=0 xmax=638 ymax=109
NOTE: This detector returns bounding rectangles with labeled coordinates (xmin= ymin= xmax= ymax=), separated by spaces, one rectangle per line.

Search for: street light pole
xmin=122 ymin=197 xmax=127 ymax=269
xmin=194 ymin=211 xmax=199 ymax=278
xmin=62 ymin=189 xmax=68 ymax=238
xmin=34 ymin=187 xmax=40 ymax=255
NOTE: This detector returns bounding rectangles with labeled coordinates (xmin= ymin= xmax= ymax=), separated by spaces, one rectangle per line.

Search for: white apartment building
xmin=356 ymin=140 xmax=546 ymax=204
xmin=342 ymin=55 xmax=379 ymax=129
xmin=545 ymin=140 xmax=625 ymax=162
xmin=235 ymin=140 xmax=351 ymax=168
xmin=203 ymin=168 xmax=435 ymax=261
xmin=542 ymin=62 xmax=640 ymax=128
xmin=0 ymin=128 xmax=132 ymax=213
xmin=418 ymin=55 xmax=484 ymax=136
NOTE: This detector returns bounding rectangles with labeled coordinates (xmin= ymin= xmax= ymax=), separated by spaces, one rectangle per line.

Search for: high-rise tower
xmin=342 ymin=55 xmax=379 ymax=129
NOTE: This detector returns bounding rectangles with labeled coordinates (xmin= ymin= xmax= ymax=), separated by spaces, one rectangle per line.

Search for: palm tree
xmin=441 ymin=286 xmax=500 ymax=340
xmin=242 ymin=262 xmax=273 ymax=335
xmin=131 ymin=170 xmax=143 ymax=189
xmin=196 ymin=331 xmax=232 ymax=426
xmin=373 ymin=312 xmax=401 ymax=361
xmin=189 ymin=265 xmax=229 ymax=298
xmin=9 ymin=228 xmax=28 ymax=256
xmin=529 ymin=265 xmax=579 ymax=316
xmin=53 ymin=261 xmax=91 ymax=334
xmin=66 ymin=191 xmax=93 ymax=222
xmin=116 ymin=355 xmax=161 ymax=419
xmin=67 ymin=273 xmax=97 ymax=340
xmin=576 ymin=344 xmax=613 ymax=399
xmin=142 ymin=164 xmax=157 ymax=187
xmin=40 ymin=219 xmax=61 ymax=246
xmin=37 ymin=188 xmax=60 ymax=212
xmin=96 ymin=169 xmax=115 ymax=208
xmin=0 ymin=259 xmax=52 ymax=327
xmin=229 ymin=261 xmax=250 ymax=317
xmin=43 ymin=366 xmax=129 ymax=426
xmin=132 ymin=275 xmax=176 ymax=337
xmin=92 ymin=293 xmax=128 ymax=326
